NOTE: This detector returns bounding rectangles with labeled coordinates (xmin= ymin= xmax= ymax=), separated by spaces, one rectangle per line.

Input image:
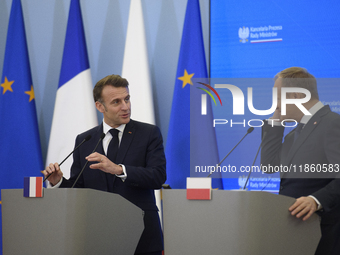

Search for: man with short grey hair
xmin=261 ymin=67 xmax=340 ymax=254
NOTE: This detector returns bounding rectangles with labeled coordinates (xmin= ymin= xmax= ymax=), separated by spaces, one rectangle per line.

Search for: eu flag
xmin=165 ymin=0 xmax=223 ymax=189
xmin=0 ymin=0 xmax=43 ymax=251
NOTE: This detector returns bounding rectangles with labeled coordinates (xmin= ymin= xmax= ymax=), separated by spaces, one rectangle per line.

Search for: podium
xmin=1 ymin=188 xmax=144 ymax=255
xmin=163 ymin=190 xmax=321 ymax=255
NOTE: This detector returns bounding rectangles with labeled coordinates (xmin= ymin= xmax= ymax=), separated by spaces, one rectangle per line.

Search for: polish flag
xmin=186 ymin=177 xmax=212 ymax=200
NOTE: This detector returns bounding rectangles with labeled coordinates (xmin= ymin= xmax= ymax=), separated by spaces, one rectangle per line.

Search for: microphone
xmin=71 ymin=133 xmax=106 ymax=188
xmin=44 ymin=135 xmax=92 ymax=182
xmin=243 ymin=131 xmax=267 ymax=190
xmin=208 ymin=127 xmax=254 ymax=177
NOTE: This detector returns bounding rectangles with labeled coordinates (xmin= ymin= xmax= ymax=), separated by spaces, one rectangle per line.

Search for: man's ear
xmin=95 ymin=101 xmax=105 ymax=113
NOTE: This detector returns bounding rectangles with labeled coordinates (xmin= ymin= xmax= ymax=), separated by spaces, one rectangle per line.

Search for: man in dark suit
xmin=44 ymin=74 xmax=166 ymax=255
xmin=261 ymin=67 xmax=340 ymax=255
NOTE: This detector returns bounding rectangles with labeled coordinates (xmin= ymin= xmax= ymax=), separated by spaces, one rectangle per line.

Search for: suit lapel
xmin=281 ymin=130 xmax=295 ymax=161
xmin=283 ymin=106 xmax=330 ymax=166
xmin=116 ymin=120 xmax=136 ymax=164
xmin=94 ymin=123 xmax=105 ymax=155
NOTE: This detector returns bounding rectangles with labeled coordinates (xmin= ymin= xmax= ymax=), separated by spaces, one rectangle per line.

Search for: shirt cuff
xmin=116 ymin=164 xmax=127 ymax=182
xmin=47 ymin=178 xmax=63 ymax=189
xmin=308 ymin=195 xmax=323 ymax=211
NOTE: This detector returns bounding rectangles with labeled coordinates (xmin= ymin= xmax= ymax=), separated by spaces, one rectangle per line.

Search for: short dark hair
xmin=93 ymin=74 xmax=129 ymax=102
xmin=275 ymin=67 xmax=319 ymax=100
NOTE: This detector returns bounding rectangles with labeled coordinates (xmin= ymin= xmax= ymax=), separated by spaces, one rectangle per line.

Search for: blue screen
xmin=210 ymin=0 xmax=340 ymax=191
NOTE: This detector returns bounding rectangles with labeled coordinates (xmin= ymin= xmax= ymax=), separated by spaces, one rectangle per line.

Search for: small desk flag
xmin=186 ymin=177 xmax=211 ymax=200
xmin=24 ymin=177 xmax=43 ymax=198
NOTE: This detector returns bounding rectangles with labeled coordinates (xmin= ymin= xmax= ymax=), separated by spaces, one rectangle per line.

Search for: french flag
xmin=45 ymin=0 xmax=97 ymax=179
xmin=186 ymin=177 xmax=212 ymax=200
xmin=23 ymin=177 xmax=43 ymax=198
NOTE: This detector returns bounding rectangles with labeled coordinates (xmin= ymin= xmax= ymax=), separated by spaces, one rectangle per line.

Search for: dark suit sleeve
xmin=311 ymin=117 xmax=340 ymax=212
xmin=261 ymin=120 xmax=285 ymax=170
xmin=124 ymin=125 xmax=166 ymax=189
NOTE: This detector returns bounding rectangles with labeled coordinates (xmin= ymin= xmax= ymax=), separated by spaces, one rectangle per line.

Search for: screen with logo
xmin=210 ymin=0 xmax=340 ymax=191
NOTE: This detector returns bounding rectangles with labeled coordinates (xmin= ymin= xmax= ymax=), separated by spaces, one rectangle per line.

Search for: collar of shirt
xmin=102 ymin=120 xmax=126 ymax=155
xmin=299 ymin=101 xmax=324 ymax=125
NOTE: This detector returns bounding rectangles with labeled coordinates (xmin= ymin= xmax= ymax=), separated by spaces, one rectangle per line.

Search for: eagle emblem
xmin=238 ymin=26 xmax=249 ymax=43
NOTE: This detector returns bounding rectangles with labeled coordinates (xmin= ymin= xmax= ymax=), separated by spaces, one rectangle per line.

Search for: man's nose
xmin=121 ymin=101 xmax=129 ymax=110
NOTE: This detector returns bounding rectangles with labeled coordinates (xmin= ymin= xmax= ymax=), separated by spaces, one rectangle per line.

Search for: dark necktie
xmin=294 ymin=123 xmax=305 ymax=141
xmin=107 ymin=129 xmax=120 ymax=162
xmin=106 ymin=129 xmax=119 ymax=192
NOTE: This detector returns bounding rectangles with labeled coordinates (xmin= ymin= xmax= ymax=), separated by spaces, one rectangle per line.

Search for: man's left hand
xmin=289 ymin=196 xmax=317 ymax=221
xmin=86 ymin=152 xmax=123 ymax=175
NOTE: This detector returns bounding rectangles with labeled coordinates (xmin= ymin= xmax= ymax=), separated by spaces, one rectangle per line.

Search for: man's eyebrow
xmin=110 ymin=98 xmax=120 ymax=103
xmin=110 ymin=95 xmax=129 ymax=103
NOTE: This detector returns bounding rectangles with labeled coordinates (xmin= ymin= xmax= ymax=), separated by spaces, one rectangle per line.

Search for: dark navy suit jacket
xmin=261 ymin=105 xmax=340 ymax=255
xmin=60 ymin=119 xmax=166 ymax=254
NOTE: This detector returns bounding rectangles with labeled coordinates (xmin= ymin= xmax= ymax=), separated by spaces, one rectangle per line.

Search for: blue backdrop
xmin=210 ymin=0 xmax=340 ymax=191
